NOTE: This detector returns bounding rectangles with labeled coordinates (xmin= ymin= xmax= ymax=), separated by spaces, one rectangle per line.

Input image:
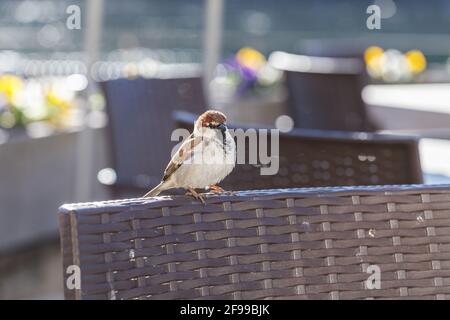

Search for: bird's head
xmin=194 ymin=110 xmax=228 ymax=137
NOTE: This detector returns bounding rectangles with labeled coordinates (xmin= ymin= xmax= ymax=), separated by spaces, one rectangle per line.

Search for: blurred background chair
xmin=175 ymin=111 xmax=422 ymax=191
xmin=270 ymin=51 xmax=377 ymax=132
xmin=99 ymin=76 xmax=207 ymax=198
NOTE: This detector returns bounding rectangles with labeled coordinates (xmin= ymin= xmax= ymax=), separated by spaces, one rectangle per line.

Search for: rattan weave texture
xmin=60 ymin=184 xmax=450 ymax=300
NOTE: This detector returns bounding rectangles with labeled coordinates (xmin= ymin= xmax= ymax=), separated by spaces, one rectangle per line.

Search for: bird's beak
xmin=217 ymin=123 xmax=227 ymax=132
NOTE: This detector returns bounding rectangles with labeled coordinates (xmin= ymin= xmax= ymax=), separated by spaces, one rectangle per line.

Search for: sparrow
xmin=143 ymin=110 xmax=236 ymax=203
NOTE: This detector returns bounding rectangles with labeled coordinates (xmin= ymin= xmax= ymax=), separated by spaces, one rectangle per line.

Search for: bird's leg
xmin=186 ymin=186 xmax=206 ymax=204
xmin=208 ymin=184 xmax=225 ymax=193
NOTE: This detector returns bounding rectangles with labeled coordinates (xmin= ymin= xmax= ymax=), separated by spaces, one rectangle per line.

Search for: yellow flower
xmin=364 ymin=46 xmax=384 ymax=65
xmin=45 ymin=87 xmax=72 ymax=111
xmin=364 ymin=46 xmax=384 ymax=78
xmin=44 ymin=86 xmax=75 ymax=128
xmin=236 ymin=47 xmax=266 ymax=71
xmin=405 ymin=50 xmax=426 ymax=74
xmin=0 ymin=75 xmax=23 ymax=103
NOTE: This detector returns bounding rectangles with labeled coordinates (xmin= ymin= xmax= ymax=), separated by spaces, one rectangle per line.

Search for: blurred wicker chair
xmin=99 ymin=76 xmax=206 ymax=198
xmin=59 ymin=184 xmax=450 ymax=299
xmin=269 ymin=51 xmax=376 ymax=132
xmin=174 ymin=111 xmax=423 ymax=191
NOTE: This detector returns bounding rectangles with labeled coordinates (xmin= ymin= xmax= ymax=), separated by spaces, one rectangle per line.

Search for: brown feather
xmin=196 ymin=110 xmax=227 ymax=130
xmin=162 ymin=133 xmax=202 ymax=181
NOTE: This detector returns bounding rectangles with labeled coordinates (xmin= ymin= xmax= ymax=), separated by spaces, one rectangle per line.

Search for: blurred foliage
xmin=0 ymin=74 xmax=79 ymax=131
xmin=364 ymin=46 xmax=427 ymax=82
xmin=214 ymin=47 xmax=283 ymax=98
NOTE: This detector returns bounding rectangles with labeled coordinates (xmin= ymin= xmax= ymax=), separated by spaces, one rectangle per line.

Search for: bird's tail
xmin=142 ymin=181 xmax=166 ymax=198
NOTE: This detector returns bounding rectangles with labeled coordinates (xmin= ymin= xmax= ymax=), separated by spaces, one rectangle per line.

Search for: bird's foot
xmin=186 ymin=187 xmax=206 ymax=204
xmin=207 ymin=185 xmax=235 ymax=195
xmin=207 ymin=184 xmax=225 ymax=193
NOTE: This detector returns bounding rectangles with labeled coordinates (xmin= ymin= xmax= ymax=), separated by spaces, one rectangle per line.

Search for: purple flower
xmin=223 ymin=56 xmax=258 ymax=96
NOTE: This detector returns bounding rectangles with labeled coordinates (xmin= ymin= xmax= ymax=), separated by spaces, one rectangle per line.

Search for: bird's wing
xmin=162 ymin=133 xmax=202 ymax=181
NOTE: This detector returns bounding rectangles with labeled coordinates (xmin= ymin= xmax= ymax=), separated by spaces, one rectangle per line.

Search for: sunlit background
xmin=2 ymin=0 xmax=450 ymax=299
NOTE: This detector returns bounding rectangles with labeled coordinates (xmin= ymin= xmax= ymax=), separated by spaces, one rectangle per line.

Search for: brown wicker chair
xmin=270 ymin=51 xmax=376 ymax=132
xmin=99 ymin=76 xmax=206 ymax=198
xmin=59 ymin=184 xmax=450 ymax=299
xmin=174 ymin=111 xmax=423 ymax=191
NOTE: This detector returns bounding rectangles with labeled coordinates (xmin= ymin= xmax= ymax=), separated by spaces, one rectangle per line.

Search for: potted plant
xmin=0 ymin=74 xmax=86 ymax=142
xmin=210 ymin=47 xmax=288 ymax=125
